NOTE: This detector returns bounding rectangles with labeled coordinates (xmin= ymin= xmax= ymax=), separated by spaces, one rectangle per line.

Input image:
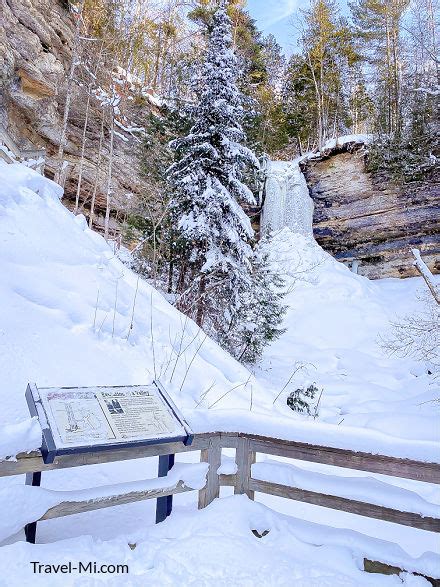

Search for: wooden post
xmin=25 ymin=471 xmax=41 ymax=543
xmin=234 ymin=437 xmax=256 ymax=499
xmin=198 ymin=438 xmax=221 ymax=509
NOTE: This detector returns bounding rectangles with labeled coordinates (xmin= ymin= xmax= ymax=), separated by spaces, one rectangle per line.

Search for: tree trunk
xmin=89 ymin=112 xmax=104 ymax=230
xmin=152 ymin=26 xmax=163 ymax=91
xmin=55 ymin=1 xmax=84 ymax=184
xmin=307 ymin=52 xmax=324 ymax=149
xmin=74 ymin=88 xmax=91 ymax=214
xmin=195 ymin=275 xmax=206 ymax=327
xmin=104 ymin=108 xmax=114 ymax=241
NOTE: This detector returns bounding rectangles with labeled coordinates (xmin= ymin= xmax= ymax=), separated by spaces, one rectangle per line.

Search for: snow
xmin=0 ymin=497 xmax=433 ymax=585
xmin=0 ymin=418 xmax=41 ymax=460
xmin=252 ymin=459 xmax=440 ymax=517
xmin=114 ymin=119 xmax=145 ymax=134
xmin=255 ymin=227 xmax=439 ymax=446
xmin=0 ymin=159 xmax=439 ymax=582
xmin=308 ymin=134 xmax=373 ymax=157
xmin=114 ymin=66 xmax=164 ymax=107
xmin=189 ymin=410 xmax=440 ymax=463
xmin=412 ymin=248 xmax=438 ymax=286
xmin=0 ymin=462 xmax=208 ymax=544
xmin=113 ymin=130 xmax=129 ymax=142
xmin=0 ymin=161 xmax=256 ymax=458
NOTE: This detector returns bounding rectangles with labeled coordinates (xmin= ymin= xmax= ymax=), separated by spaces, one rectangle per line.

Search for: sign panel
xmin=26 ymin=383 xmax=192 ymax=463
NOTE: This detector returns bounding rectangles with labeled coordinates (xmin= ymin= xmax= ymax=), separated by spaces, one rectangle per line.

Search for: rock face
xmin=0 ymin=0 xmax=153 ymax=234
xmin=300 ymin=142 xmax=439 ymax=278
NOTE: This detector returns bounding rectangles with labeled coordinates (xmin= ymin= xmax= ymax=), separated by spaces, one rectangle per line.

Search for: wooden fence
xmin=1 ymin=431 xmax=439 ymax=529
xmin=1 ymin=431 xmax=439 ymax=579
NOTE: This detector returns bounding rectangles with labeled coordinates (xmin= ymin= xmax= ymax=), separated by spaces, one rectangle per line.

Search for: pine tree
xmin=361 ymin=0 xmax=438 ymax=181
xmin=169 ymin=1 xmax=259 ymax=329
xmin=224 ymin=235 xmax=286 ymax=364
xmin=126 ymin=108 xmax=189 ymax=286
xmin=282 ymin=55 xmax=318 ymax=153
xmin=279 ymin=0 xmax=374 ymax=151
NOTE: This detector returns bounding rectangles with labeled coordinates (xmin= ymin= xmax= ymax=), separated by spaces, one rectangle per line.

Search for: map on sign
xmin=43 ymin=388 xmax=178 ymax=446
xmin=26 ymin=383 xmax=191 ymax=461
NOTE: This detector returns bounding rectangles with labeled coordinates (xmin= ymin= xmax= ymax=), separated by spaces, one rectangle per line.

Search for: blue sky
xmin=246 ymin=0 xmax=305 ymax=55
xmin=246 ymin=0 xmax=349 ymax=55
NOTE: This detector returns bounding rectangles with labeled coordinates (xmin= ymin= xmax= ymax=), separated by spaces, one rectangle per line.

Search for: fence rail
xmin=2 ymin=431 xmax=439 ymax=533
xmin=2 ymin=430 xmax=439 ymax=580
xmin=1 ymin=427 xmax=439 ymax=586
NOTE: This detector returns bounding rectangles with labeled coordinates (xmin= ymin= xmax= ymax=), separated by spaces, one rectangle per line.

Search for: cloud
xmin=248 ymin=0 xmax=299 ymax=29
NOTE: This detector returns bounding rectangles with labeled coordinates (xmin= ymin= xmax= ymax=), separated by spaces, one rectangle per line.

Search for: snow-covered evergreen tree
xmin=168 ymin=0 xmax=259 ymax=328
xmin=219 ymin=236 xmax=287 ymax=364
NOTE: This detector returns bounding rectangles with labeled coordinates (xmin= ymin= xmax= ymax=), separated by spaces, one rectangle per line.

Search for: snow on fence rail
xmin=1 ymin=431 xmax=439 ymax=535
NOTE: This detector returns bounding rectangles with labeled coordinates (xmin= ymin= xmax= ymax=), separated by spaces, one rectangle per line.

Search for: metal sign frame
xmin=26 ymin=382 xmax=193 ymax=464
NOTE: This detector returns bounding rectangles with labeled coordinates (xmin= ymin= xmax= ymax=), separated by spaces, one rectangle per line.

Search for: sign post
xmin=26 ymin=382 xmax=192 ymax=542
xmin=24 ymin=472 xmax=41 ymax=544
xmin=156 ymin=454 xmax=175 ymax=523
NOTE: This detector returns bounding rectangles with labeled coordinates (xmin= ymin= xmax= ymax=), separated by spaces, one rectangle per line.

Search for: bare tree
xmin=88 ymin=111 xmax=104 ymax=230
xmin=381 ymin=250 xmax=439 ymax=373
xmin=104 ymin=93 xmax=118 ymax=241
xmin=383 ymin=294 xmax=439 ymax=372
xmin=55 ymin=0 xmax=85 ymax=185
xmin=412 ymin=249 xmax=440 ymax=305
xmin=74 ymin=42 xmax=106 ymax=214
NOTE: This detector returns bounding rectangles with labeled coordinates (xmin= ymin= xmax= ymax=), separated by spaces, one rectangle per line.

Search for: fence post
xmin=198 ymin=437 xmax=221 ymax=509
xmin=235 ymin=437 xmax=256 ymax=499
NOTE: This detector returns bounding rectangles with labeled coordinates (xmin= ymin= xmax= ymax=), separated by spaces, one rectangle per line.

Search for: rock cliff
xmin=0 ymin=0 xmax=154 ymax=234
xmin=300 ymin=140 xmax=439 ymax=278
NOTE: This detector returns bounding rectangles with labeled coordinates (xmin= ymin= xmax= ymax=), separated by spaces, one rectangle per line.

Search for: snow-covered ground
xmin=257 ymin=227 xmax=439 ymax=444
xmin=0 ymin=160 xmax=438 ymax=584
xmin=259 ymin=156 xmax=438 ymax=446
xmin=0 ymin=162 xmax=257 ymax=450
xmin=0 ymin=496 xmax=433 ymax=586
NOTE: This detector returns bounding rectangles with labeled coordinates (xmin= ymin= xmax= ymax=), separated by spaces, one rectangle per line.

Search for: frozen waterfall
xmin=261 ymin=159 xmax=314 ymax=237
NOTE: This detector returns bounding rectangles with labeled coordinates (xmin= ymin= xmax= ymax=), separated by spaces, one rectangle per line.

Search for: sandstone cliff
xmin=300 ymin=140 xmax=439 ymax=279
xmin=0 ymin=0 xmax=154 ymax=234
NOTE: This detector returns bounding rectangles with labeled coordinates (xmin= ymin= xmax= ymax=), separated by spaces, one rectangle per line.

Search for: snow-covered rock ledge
xmin=305 ymin=134 xmax=372 ymax=159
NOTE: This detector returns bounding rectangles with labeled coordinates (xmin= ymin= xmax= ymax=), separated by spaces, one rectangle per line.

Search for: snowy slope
xmin=0 ymin=161 xmax=271 ymax=552
xmin=0 ymin=161 xmax=258 ymax=457
xmin=2 ymin=160 xmax=437 ymax=454
xmin=257 ymin=228 xmax=439 ymax=444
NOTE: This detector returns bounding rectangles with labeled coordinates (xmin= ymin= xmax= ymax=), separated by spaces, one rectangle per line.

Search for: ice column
xmin=261 ymin=160 xmax=314 ymax=237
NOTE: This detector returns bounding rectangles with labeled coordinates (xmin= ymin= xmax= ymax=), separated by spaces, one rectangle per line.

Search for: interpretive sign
xmin=26 ymin=382 xmax=193 ymax=463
